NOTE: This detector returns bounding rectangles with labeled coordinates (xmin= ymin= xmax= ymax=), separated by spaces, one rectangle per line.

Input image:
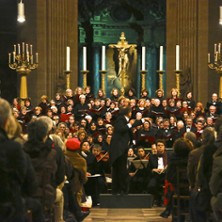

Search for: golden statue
xmin=109 ymin=32 xmax=136 ymax=91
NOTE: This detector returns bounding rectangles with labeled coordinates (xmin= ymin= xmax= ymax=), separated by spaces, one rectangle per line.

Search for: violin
xmin=96 ymin=151 xmax=109 ymax=162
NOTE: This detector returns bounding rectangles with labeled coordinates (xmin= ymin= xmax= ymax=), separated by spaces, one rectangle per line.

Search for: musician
xmin=73 ymin=94 xmax=89 ymax=120
xmin=156 ymin=118 xmax=174 ymax=148
xmin=136 ymin=120 xmax=156 ymax=147
xmin=81 ymin=142 xmax=106 ymax=206
xmin=109 ymin=106 xmax=144 ymax=195
xmin=128 ymin=147 xmax=150 ymax=193
xmin=148 ymin=140 xmax=168 ymax=206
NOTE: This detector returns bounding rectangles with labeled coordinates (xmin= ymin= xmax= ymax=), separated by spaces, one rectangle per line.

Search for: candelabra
xmin=175 ymin=70 xmax=181 ymax=96
xmin=9 ymin=43 xmax=38 ymax=100
xmin=81 ymin=70 xmax=89 ymax=89
xmin=157 ymin=70 xmax=164 ymax=90
xmin=208 ymin=43 xmax=222 ymax=98
xmin=140 ymin=70 xmax=147 ymax=91
xmin=64 ymin=70 xmax=72 ymax=89
xmin=99 ymin=70 xmax=107 ymax=93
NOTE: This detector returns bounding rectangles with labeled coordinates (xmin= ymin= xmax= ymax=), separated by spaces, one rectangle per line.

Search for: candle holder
xmin=140 ymin=70 xmax=147 ymax=91
xmin=9 ymin=43 xmax=38 ymax=100
xmin=81 ymin=70 xmax=89 ymax=89
xmin=64 ymin=70 xmax=72 ymax=89
xmin=208 ymin=43 xmax=222 ymax=98
xmin=174 ymin=70 xmax=182 ymax=96
xmin=99 ymin=70 xmax=107 ymax=94
xmin=157 ymin=70 xmax=164 ymax=90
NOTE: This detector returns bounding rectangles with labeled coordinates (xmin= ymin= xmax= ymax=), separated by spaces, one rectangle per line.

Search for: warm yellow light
xmin=220 ymin=6 xmax=222 ymax=25
xmin=17 ymin=1 xmax=25 ymax=23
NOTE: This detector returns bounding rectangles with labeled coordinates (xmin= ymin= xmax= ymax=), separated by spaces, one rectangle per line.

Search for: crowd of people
xmin=1 ymin=85 xmax=222 ymax=222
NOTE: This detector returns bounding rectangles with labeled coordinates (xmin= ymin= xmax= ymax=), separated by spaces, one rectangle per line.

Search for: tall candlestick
xmin=176 ymin=45 xmax=180 ymax=71
xmin=83 ymin=46 xmax=87 ymax=71
xmin=159 ymin=46 xmax=163 ymax=71
xmin=219 ymin=43 xmax=221 ymax=54
xmin=66 ymin=46 xmax=70 ymax=71
xmin=18 ymin=44 xmax=21 ymax=55
xmin=142 ymin=46 xmax=146 ymax=71
xmin=101 ymin=46 xmax=106 ymax=70
xmin=208 ymin=53 xmax=210 ymax=63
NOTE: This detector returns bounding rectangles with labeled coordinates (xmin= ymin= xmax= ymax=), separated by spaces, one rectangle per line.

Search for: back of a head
xmin=184 ymin=132 xmax=197 ymax=148
xmin=202 ymin=127 xmax=215 ymax=145
xmin=215 ymin=117 xmax=222 ymax=140
xmin=119 ymin=106 xmax=132 ymax=116
xmin=27 ymin=119 xmax=48 ymax=143
xmin=173 ymin=138 xmax=192 ymax=156
xmin=38 ymin=116 xmax=54 ymax=133
xmin=0 ymin=98 xmax=12 ymax=130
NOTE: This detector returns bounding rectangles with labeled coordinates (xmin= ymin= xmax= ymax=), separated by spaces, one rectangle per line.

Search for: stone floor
xmin=84 ymin=207 xmax=172 ymax=222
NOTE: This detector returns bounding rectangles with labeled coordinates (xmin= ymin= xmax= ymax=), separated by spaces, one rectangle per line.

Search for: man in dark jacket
xmin=0 ymin=98 xmax=30 ymax=222
xmin=109 ymin=106 xmax=144 ymax=195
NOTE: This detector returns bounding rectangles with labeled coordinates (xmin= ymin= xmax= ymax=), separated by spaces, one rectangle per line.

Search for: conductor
xmin=109 ymin=106 xmax=144 ymax=195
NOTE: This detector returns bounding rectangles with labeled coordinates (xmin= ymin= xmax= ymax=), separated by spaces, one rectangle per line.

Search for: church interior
xmin=0 ymin=0 xmax=222 ymax=222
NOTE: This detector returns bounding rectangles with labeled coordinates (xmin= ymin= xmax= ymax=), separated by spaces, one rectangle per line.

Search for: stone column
xmin=166 ymin=0 xmax=208 ymax=103
xmin=19 ymin=0 xmax=78 ymax=104
xmin=92 ymin=43 xmax=101 ymax=95
xmin=147 ymin=45 xmax=157 ymax=97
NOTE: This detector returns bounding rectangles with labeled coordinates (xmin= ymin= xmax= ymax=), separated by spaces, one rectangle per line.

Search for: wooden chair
xmin=172 ymin=167 xmax=190 ymax=222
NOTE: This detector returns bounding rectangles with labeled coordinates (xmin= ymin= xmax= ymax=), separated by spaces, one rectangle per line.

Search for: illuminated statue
xmin=109 ymin=32 xmax=136 ymax=80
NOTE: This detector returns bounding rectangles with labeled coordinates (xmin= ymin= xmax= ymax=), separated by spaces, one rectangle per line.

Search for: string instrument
xmin=96 ymin=151 xmax=109 ymax=162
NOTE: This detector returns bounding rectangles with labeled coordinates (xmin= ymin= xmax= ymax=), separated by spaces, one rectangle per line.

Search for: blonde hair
xmin=0 ymin=98 xmax=12 ymax=129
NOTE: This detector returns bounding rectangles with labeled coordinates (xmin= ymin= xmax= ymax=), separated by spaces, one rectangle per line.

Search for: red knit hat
xmin=66 ymin=138 xmax=81 ymax=151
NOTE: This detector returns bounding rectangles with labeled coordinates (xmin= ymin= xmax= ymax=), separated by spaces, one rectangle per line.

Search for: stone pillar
xmin=166 ymin=0 xmax=208 ymax=103
xmin=19 ymin=0 xmax=78 ymax=104
xmin=92 ymin=43 xmax=101 ymax=95
xmin=147 ymin=45 xmax=157 ymax=97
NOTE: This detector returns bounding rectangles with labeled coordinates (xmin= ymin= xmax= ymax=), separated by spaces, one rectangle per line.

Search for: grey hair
xmin=38 ymin=116 xmax=54 ymax=133
xmin=0 ymin=98 xmax=12 ymax=129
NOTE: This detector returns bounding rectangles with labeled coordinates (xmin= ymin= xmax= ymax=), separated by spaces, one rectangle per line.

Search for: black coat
xmin=109 ymin=115 xmax=142 ymax=165
xmin=0 ymin=128 xmax=32 ymax=221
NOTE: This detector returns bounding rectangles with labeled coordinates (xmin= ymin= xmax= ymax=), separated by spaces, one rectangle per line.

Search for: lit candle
xmin=220 ymin=6 xmax=222 ymax=25
xmin=66 ymin=46 xmax=70 ymax=71
xmin=215 ymin=52 xmax=219 ymax=62
xmin=214 ymin=44 xmax=217 ymax=54
xmin=18 ymin=44 xmax=21 ymax=55
xmin=101 ymin=46 xmax=106 ymax=70
xmin=26 ymin=44 xmax=29 ymax=53
xmin=13 ymin=51 xmax=15 ymax=63
xmin=219 ymin=43 xmax=221 ymax=54
xmin=31 ymin=55 xmax=33 ymax=64
xmin=27 ymin=52 xmax=29 ymax=62
xmin=36 ymin=52 xmax=38 ymax=63
xmin=83 ymin=46 xmax=87 ymax=71
xmin=22 ymin=42 xmax=25 ymax=54
xmin=208 ymin=53 xmax=210 ymax=63
xmin=8 ymin=53 xmax=11 ymax=64
xmin=176 ymin=45 xmax=180 ymax=71
xmin=14 ymin=45 xmax=16 ymax=54
xmin=142 ymin=46 xmax=146 ymax=71
xmin=159 ymin=46 xmax=163 ymax=71
xmin=30 ymin=45 xmax=33 ymax=55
